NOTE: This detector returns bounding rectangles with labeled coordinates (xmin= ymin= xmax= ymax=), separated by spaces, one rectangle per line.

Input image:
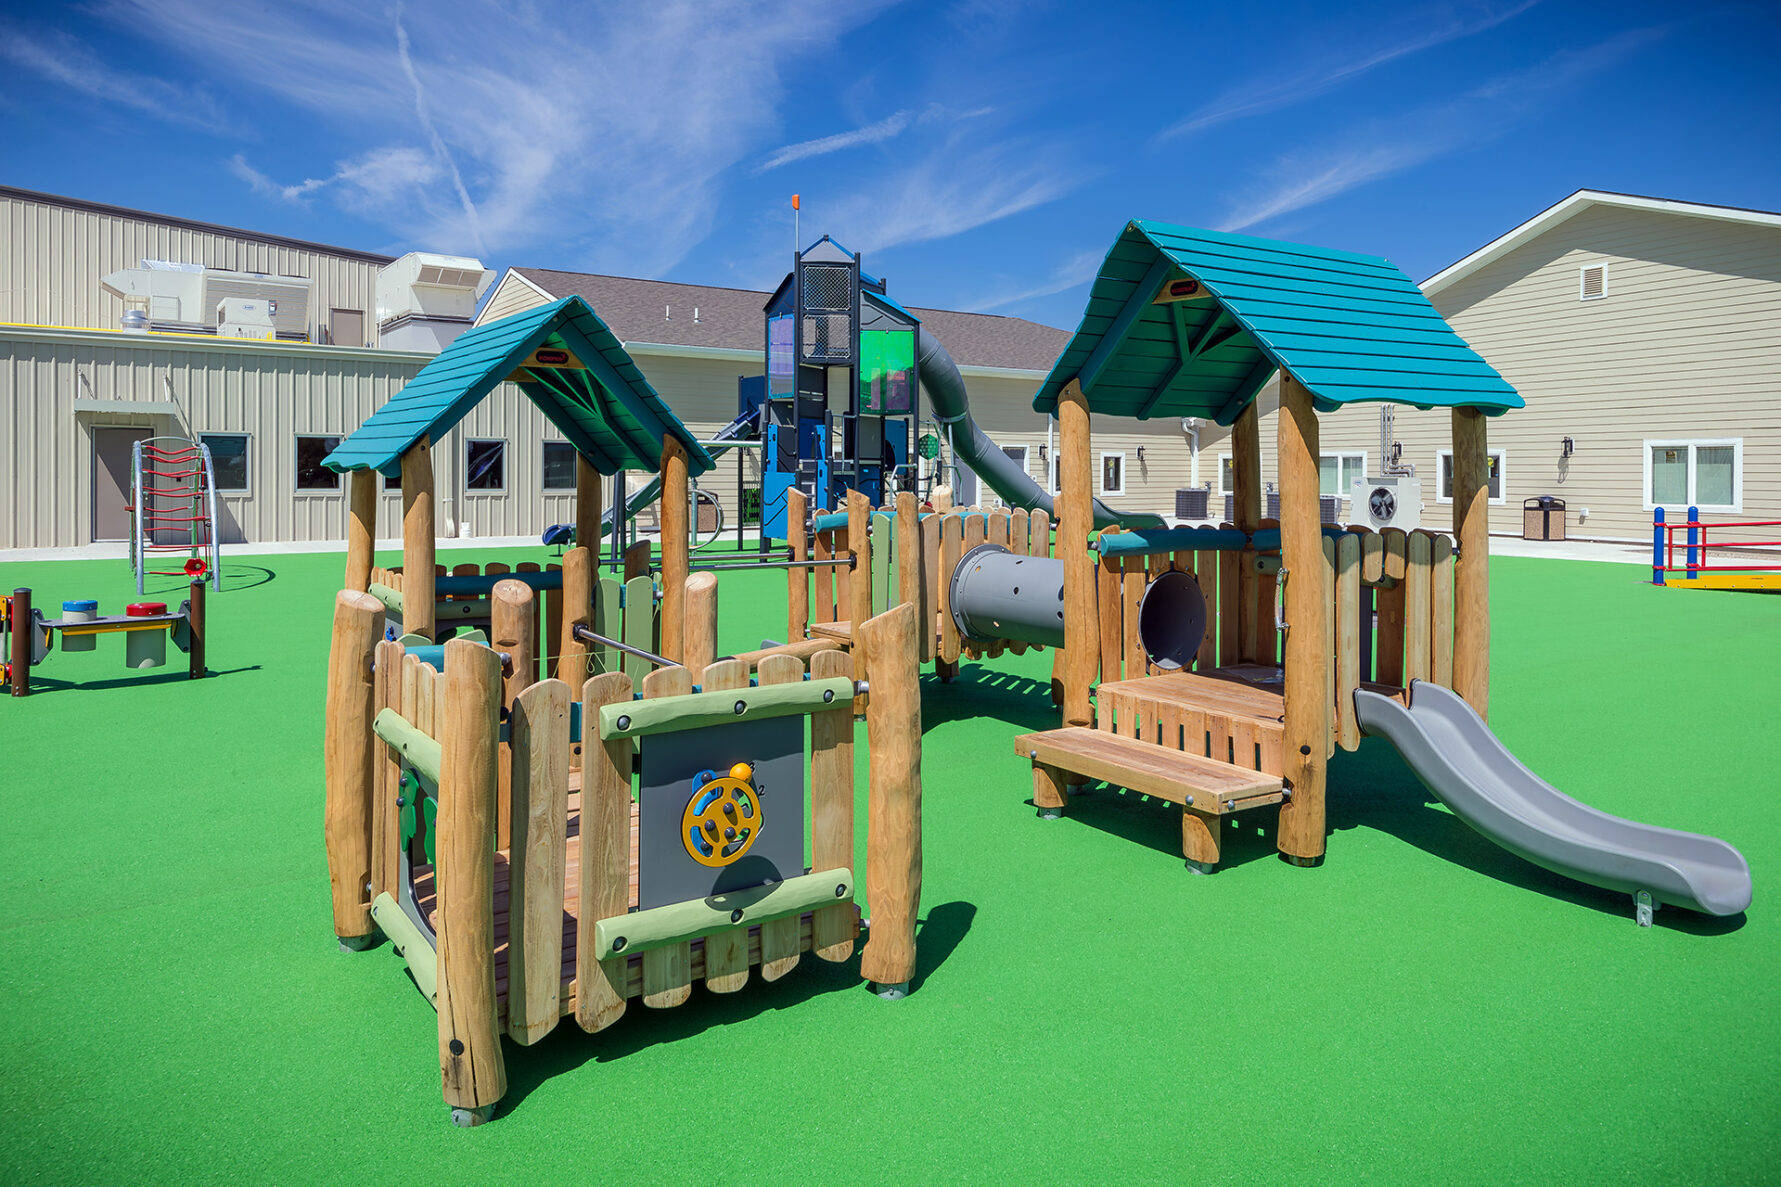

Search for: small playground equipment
xmin=323 ymin=295 xmax=925 ymax=1125
xmin=1653 ymin=506 xmax=1781 ymax=592
xmin=988 ymin=218 xmax=1750 ymax=924
xmin=130 ymin=436 xmax=222 ymax=595
xmin=5 ymin=581 xmax=208 ymax=696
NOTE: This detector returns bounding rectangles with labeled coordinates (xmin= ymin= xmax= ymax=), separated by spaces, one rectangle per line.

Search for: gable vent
xmin=1579 ymin=263 xmax=1607 ymax=301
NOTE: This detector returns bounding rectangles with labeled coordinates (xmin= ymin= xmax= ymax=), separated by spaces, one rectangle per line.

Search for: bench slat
xmin=1015 ymin=727 xmax=1283 ymax=810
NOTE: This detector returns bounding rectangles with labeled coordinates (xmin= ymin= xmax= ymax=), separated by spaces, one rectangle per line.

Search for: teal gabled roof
xmin=1033 ymin=220 xmax=1523 ymax=424
xmin=324 ymin=295 xmax=714 ymax=478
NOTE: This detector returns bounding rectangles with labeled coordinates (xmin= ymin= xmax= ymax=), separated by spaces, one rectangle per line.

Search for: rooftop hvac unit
xmin=375 ymin=252 xmax=496 ymax=325
xmin=1351 ymin=475 xmax=1422 ymax=531
xmin=216 ymin=297 xmax=276 ymax=341
xmin=101 ymin=264 xmax=313 ymax=338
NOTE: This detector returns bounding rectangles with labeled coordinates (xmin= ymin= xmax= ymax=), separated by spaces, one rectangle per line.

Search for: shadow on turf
xmin=1329 ymin=737 xmax=1746 ymax=935
xmin=1023 ymin=783 xmax=1285 ymax=874
xmin=920 ymin=666 xmax=1059 ymax=732
xmin=498 ymin=900 xmax=977 ymax=1114
xmin=138 ymin=563 xmax=277 ymax=596
xmin=21 ymin=665 xmax=262 ymax=695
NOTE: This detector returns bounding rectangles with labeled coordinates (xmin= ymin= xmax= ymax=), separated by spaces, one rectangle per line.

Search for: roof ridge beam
xmin=1076 ymin=255 xmax=1173 ymax=395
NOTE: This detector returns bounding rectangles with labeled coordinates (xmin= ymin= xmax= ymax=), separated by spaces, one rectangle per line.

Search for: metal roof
xmin=324 ymin=295 xmax=714 ymax=478
xmin=1033 ymin=220 xmax=1523 ymax=424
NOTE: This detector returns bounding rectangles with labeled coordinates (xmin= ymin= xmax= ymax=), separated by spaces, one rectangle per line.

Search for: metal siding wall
xmin=1 ymin=193 xmax=385 ymax=342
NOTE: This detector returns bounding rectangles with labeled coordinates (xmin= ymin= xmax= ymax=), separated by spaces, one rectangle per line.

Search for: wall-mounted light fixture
xmin=1136 ymin=446 xmax=1147 ymax=463
xmin=1037 ymin=444 xmax=1048 ymax=463
xmin=1561 ymin=436 xmax=1575 ymax=458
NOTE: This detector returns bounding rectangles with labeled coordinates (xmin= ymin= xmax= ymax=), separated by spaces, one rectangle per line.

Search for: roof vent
xmin=1579 ymin=263 xmax=1607 ymax=301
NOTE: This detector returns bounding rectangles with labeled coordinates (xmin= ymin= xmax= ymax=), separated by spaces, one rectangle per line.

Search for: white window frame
xmin=987 ymin=444 xmax=1029 ymax=508
xmin=1319 ymin=451 xmax=1368 ymax=498
xmin=465 ymin=437 xmax=508 ymax=494
xmin=199 ymin=433 xmax=251 ymax=493
xmin=1216 ymin=452 xmax=1235 ymax=496
xmin=294 ymin=434 xmax=342 ymax=495
xmin=541 ymin=440 xmax=577 ymax=492
xmin=1579 ymin=263 xmax=1608 ymax=301
xmin=1434 ymin=449 xmax=1507 ymax=505
xmin=1099 ymin=451 xmax=1127 ymax=497
xmin=1643 ymin=438 xmax=1742 ymax=514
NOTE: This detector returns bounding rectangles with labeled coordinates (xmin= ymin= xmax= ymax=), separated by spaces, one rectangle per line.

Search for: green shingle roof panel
xmin=1034 ymin=221 xmax=1523 ymax=424
xmin=324 ymin=295 xmax=714 ymax=478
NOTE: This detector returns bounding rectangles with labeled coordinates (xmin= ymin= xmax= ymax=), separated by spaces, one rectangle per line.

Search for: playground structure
xmin=321 ymin=293 xmax=924 ymax=1126
xmin=6 ymin=582 xmax=208 ymax=696
xmin=1652 ymin=506 xmax=1781 ymax=591
xmin=130 ymin=435 xmax=222 ymax=594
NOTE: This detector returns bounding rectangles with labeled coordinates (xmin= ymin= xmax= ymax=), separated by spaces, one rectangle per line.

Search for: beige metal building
xmin=1230 ymin=191 xmax=1781 ymax=540
xmin=1 ymin=185 xmax=393 ymax=346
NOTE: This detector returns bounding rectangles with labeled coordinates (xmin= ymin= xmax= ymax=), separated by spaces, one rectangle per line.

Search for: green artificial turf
xmin=1 ymin=544 xmax=1777 ymax=1184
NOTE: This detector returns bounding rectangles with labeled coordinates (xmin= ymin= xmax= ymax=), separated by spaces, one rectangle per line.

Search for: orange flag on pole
xmin=792 ymin=194 xmax=800 ymax=210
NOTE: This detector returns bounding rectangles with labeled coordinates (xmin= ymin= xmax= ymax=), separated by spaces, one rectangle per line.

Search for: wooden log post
xmin=787 ymin=486 xmax=809 ymax=641
xmin=186 ymin=578 xmax=206 ymax=679
xmin=808 ymin=648 xmax=857 ymax=962
xmin=323 ymin=589 xmax=385 ymax=944
xmin=684 ymin=572 xmax=719 ymax=675
xmin=576 ymin=672 xmax=634 ymax=1035
xmin=435 ymin=639 xmax=506 ymax=1122
xmin=857 ymin=602 xmax=921 ymax=993
xmin=848 ymin=488 xmax=872 ymax=712
xmin=1275 ymin=374 xmax=1328 ymax=864
xmin=558 ymin=546 xmax=593 ymax=690
xmin=576 ymin=455 xmax=603 ymax=553
xmin=659 ymin=435 xmax=690 ymax=665
xmin=1231 ymin=399 xmax=1262 ymax=662
xmin=371 ymin=639 xmax=402 ymax=900
xmin=347 ymin=468 xmax=377 ymax=593
xmin=505 ymin=678 xmax=570 ymax=1045
xmin=492 ymin=579 xmax=536 ymax=851
xmin=1058 ymin=379 xmax=1098 ymax=727
xmin=896 ymin=491 xmax=921 ymax=612
xmin=1452 ymin=408 xmax=1491 ymax=718
xmin=400 ymin=437 xmax=436 ymax=641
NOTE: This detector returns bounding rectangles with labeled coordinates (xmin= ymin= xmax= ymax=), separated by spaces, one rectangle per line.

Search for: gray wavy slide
xmin=1355 ymin=681 xmax=1752 ymax=921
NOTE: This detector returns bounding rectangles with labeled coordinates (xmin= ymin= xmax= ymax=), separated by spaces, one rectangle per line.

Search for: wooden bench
xmin=1014 ymin=726 xmax=1285 ymax=872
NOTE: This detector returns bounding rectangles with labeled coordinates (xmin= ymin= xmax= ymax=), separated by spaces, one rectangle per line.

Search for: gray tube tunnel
xmin=947 ymin=544 xmax=1206 ymax=669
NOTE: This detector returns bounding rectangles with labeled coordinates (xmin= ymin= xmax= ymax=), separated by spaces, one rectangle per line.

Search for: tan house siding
xmin=479 ymin=271 xmax=552 ymax=325
xmin=1247 ymin=203 xmax=1781 ymax=539
xmin=0 ymin=188 xmax=390 ymax=343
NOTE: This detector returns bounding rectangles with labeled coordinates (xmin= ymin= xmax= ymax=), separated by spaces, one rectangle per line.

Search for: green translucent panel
xmin=859 ymin=330 xmax=914 ymax=414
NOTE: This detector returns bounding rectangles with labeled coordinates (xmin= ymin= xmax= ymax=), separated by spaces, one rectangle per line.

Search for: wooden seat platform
xmin=413 ymin=792 xmax=845 ymax=1023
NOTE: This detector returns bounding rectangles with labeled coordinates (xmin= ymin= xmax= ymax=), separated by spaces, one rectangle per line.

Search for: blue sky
xmin=3 ymin=0 xmax=1778 ymax=329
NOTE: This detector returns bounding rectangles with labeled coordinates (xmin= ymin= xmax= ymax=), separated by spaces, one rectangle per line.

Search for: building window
xmin=1579 ymin=264 xmax=1607 ymax=301
xmin=1217 ymin=453 xmax=1236 ymax=496
xmin=1319 ymin=452 xmax=1366 ymax=497
xmin=986 ymin=444 xmax=1029 ymax=508
xmin=543 ymin=441 xmax=577 ymax=490
xmin=384 ymin=470 xmax=401 ymax=493
xmin=1436 ymin=449 xmax=1506 ymax=504
xmin=295 ymin=435 xmax=341 ymax=491
xmin=200 ymin=434 xmax=250 ymax=491
xmin=1645 ymin=439 xmax=1741 ymax=512
xmin=466 ymin=439 xmax=506 ymax=492
xmin=1100 ymin=452 xmax=1126 ymax=497
xmin=330 ymin=308 xmax=365 ymax=347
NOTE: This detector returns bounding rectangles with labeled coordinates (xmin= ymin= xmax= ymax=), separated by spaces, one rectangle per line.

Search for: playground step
xmin=1014 ymin=726 xmax=1284 ymax=813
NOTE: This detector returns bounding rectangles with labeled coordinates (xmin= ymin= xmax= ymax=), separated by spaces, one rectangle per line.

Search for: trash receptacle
xmin=1522 ymin=496 xmax=1566 ymax=541
xmin=1175 ymin=488 xmax=1210 ymax=519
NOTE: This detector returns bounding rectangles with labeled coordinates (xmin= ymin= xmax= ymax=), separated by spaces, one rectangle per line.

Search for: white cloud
xmin=1217 ymin=26 xmax=1670 ymax=233
xmin=758 ymin=110 xmax=916 ymax=172
xmin=0 ymin=22 xmax=224 ymax=129
xmin=1160 ymin=0 xmax=1543 ymax=140
xmin=965 ymin=248 xmax=1102 ymax=312
xmin=56 ymin=0 xmax=895 ymax=274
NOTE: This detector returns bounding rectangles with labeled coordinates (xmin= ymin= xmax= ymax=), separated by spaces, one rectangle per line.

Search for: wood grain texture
xmin=857 ymin=602 xmax=921 ymax=988
xmin=558 ymin=547 xmax=593 ymax=695
xmin=639 ymin=665 xmax=694 ymax=1007
xmin=346 ymin=469 xmax=376 ymax=593
xmin=324 ymin=590 xmax=384 ymax=940
xmin=684 ymin=572 xmax=719 ymax=675
xmin=436 ymin=639 xmax=506 ymax=1111
xmin=1335 ymin=532 xmax=1362 ymax=752
xmin=371 ymin=639 xmax=402 ymax=901
xmin=813 ymin=526 xmax=836 ymax=625
xmin=787 ymin=486 xmax=809 ymax=641
xmin=897 ymin=492 xmax=921 ymax=616
xmin=1122 ymin=558 xmax=1145 ymax=679
xmin=938 ymin=513 xmax=962 ymax=664
xmin=1404 ymin=531 xmax=1433 ymax=685
xmin=1014 ymin=727 xmax=1283 ymax=803
xmin=1058 ymin=380 xmax=1097 ymax=727
xmin=576 ymin=455 xmax=602 ymax=558
xmin=1195 ymin=550 xmax=1217 ymax=671
xmin=1274 ymin=375 xmax=1328 ymax=862
xmin=1432 ymin=534 xmax=1455 ymax=689
xmin=575 ymin=672 xmax=633 ymax=1034
xmin=505 ymin=678 xmax=570 ymax=1045
xmin=1452 ymin=408 xmax=1491 ymax=718
xmin=919 ymin=512 xmax=939 ymax=664
xmin=623 ymin=540 xmax=653 ymax=583
xmin=1098 ymin=555 xmax=1123 ymax=686
xmin=492 ymin=579 xmax=536 ymax=851
xmin=848 ymin=490 xmax=872 ymax=712
xmin=400 ymin=438 xmax=436 ymax=640
xmin=763 ymin=653 xmax=817 ymax=975
xmin=659 ymin=436 xmax=690 ymax=664
xmin=1029 ymin=507 xmax=1050 ymax=558
xmin=1232 ymin=401 xmax=1261 ymax=662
